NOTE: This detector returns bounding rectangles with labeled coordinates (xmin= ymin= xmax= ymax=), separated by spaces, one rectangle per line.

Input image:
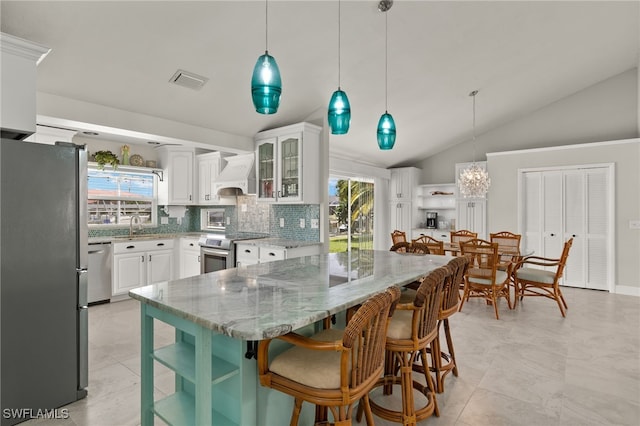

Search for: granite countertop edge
xmin=236 ymin=238 xmax=322 ymax=249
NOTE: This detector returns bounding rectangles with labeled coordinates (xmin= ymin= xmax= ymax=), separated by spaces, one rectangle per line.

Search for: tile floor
xmin=24 ymin=286 xmax=640 ymax=426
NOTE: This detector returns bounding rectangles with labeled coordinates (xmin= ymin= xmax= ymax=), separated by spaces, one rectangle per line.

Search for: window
xmin=87 ymin=166 xmax=157 ymax=227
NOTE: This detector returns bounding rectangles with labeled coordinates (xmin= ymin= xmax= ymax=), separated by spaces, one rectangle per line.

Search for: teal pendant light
xmin=251 ymin=0 xmax=281 ymax=114
xmin=327 ymin=0 xmax=351 ymax=134
xmin=377 ymin=0 xmax=395 ymax=150
xmin=377 ymin=112 xmax=396 ymax=150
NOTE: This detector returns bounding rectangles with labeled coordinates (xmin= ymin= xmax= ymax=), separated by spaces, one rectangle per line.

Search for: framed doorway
xmin=329 ymin=176 xmax=375 ymax=253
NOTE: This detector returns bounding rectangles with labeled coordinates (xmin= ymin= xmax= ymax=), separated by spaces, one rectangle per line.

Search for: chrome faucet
xmin=129 ymin=214 xmax=142 ymax=237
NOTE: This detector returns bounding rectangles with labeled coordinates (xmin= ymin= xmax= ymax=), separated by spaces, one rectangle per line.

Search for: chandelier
xmin=458 ymin=90 xmax=490 ymax=198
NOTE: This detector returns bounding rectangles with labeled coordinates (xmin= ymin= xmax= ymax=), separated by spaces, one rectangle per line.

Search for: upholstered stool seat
xmin=269 ymin=328 xmax=346 ymax=389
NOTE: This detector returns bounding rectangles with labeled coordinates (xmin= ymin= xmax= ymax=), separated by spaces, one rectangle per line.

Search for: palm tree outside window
xmin=329 ymin=176 xmax=374 ymax=253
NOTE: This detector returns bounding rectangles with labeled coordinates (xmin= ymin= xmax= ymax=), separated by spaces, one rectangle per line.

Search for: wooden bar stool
xmin=366 ymin=266 xmax=449 ymax=425
xmin=258 ymin=286 xmax=401 ymax=426
xmin=413 ymin=256 xmax=469 ymax=393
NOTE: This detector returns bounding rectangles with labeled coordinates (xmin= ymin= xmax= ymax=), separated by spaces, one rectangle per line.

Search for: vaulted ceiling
xmin=1 ymin=1 xmax=638 ymax=168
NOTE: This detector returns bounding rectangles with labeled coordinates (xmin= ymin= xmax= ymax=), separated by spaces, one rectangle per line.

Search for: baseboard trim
xmin=615 ymin=285 xmax=640 ymax=297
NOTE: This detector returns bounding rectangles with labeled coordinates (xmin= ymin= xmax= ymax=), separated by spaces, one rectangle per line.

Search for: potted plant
xmin=93 ymin=150 xmax=120 ymax=170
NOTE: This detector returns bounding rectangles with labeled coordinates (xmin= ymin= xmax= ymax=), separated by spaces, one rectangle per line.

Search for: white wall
xmin=414 ymin=68 xmax=639 ymax=184
xmin=410 ymin=68 xmax=639 ymax=295
xmin=487 ymin=140 xmax=640 ymax=294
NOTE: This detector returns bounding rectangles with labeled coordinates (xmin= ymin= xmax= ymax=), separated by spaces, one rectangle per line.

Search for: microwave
xmin=201 ymin=208 xmax=226 ymax=231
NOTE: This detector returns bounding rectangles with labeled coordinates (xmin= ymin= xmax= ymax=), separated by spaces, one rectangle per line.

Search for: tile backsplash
xmin=89 ymin=196 xmax=320 ymax=242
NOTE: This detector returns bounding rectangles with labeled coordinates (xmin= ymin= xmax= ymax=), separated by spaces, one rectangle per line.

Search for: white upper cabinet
xmin=0 ymin=33 xmax=50 ymax=139
xmin=255 ymin=122 xmax=321 ymax=204
xmin=197 ymin=152 xmax=232 ymax=205
xmin=390 ymin=167 xmax=419 ymax=201
xmin=157 ymin=147 xmax=197 ymax=205
xmin=388 ymin=167 xmax=420 ymax=239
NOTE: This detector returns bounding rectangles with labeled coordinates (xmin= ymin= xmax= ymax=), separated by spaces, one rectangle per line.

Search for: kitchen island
xmin=129 ymin=249 xmax=452 ymax=426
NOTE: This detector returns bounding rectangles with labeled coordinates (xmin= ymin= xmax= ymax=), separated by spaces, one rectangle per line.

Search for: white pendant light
xmin=458 ymin=90 xmax=491 ymax=198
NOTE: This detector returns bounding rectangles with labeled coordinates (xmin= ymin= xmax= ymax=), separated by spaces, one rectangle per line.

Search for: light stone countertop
xmin=235 ymin=238 xmax=322 ymax=249
xmin=129 ymin=250 xmax=452 ymax=340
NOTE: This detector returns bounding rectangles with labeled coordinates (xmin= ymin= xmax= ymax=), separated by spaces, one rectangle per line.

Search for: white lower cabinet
xmin=112 ymin=239 xmax=175 ymax=296
xmin=235 ymin=243 xmax=320 ymax=267
xmin=259 ymin=247 xmax=286 ymax=263
xmin=235 ymin=245 xmax=259 ymax=267
xmin=179 ymin=237 xmax=201 ymax=278
xmin=411 ymin=229 xmax=450 ymax=242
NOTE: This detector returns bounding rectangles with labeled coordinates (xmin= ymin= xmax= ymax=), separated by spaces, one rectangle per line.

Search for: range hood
xmin=213 ymin=152 xmax=256 ymax=196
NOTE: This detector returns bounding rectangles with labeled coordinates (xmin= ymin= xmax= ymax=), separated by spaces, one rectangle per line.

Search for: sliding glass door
xmin=329 ymin=176 xmax=374 ymax=253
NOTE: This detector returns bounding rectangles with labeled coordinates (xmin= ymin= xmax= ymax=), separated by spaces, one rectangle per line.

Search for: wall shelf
xmin=417 ymin=183 xmax=457 ymax=210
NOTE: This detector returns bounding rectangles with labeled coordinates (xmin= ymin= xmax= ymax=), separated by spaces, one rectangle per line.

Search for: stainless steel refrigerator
xmin=0 ymin=139 xmax=88 ymax=425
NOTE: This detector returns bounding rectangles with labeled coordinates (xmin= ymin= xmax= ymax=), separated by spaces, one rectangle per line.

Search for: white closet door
xmin=563 ymin=171 xmax=585 ymax=287
xmin=585 ymin=169 xmax=608 ymax=290
xmin=542 ymin=171 xmax=563 ymax=261
xmin=521 ymin=165 xmax=611 ymax=291
xmin=522 ymin=172 xmax=542 ymax=254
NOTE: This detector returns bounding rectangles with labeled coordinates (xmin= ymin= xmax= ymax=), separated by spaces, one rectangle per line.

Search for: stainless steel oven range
xmin=199 ymin=234 xmax=232 ymax=274
xmin=198 ymin=233 xmax=268 ymax=273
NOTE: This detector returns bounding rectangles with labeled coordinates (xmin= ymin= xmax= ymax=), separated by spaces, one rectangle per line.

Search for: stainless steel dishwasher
xmin=88 ymin=242 xmax=111 ymax=304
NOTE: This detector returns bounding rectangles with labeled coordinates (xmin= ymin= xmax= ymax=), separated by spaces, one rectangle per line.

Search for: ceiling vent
xmin=169 ymin=69 xmax=208 ymax=90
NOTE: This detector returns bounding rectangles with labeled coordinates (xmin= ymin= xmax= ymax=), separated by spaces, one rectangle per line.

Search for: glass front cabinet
xmin=255 ymin=122 xmax=321 ymax=204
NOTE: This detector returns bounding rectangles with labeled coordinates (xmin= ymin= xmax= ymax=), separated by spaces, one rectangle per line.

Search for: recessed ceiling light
xmin=82 ymin=131 xmax=99 ymax=136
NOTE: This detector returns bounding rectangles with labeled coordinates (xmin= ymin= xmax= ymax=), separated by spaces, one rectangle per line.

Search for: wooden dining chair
xmin=458 ymin=239 xmax=513 ymax=320
xmin=513 ymin=238 xmax=573 ymax=317
xmin=367 ymin=266 xmax=449 ymax=425
xmin=391 ymin=230 xmax=407 ymax=246
xmin=390 ymin=241 xmax=431 ymax=255
xmin=412 ymin=234 xmax=445 ymax=255
xmin=490 ymin=231 xmax=522 ymax=305
xmin=490 ymin=231 xmax=522 ymax=266
xmin=450 ymin=229 xmax=477 ymax=245
xmin=258 ymin=286 xmax=401 ymax=426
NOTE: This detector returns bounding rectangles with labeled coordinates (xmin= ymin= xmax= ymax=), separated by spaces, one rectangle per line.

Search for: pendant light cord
xmin=385 ymin=10 xmax=388 ymax=112
xmin=470 ymin=90 xmax=478 ymax=163
xmin=265 ymin=0 xmax=268 ymax=52
xmin=338 ymin=0 xmax=341 ymax=88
